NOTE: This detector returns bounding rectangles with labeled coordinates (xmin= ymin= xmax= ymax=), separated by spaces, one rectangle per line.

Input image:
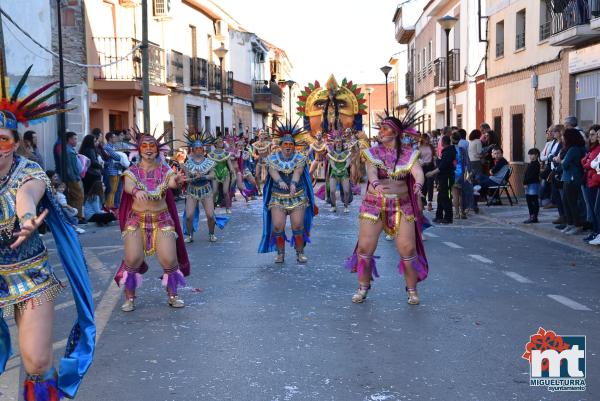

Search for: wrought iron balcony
xmin=550 ymin=0 xmax=600 ymax=45
xmin=433 ymin=49 xmax=460 ymax=89
xmin=168 ymin=50 xmax=184 ymax=86
xmin=252 ymin=80 xmax=283 ymax=115
xmin=91 ymin=37 xmax=166 ymax=91
xmin=208 ymin=63 xmax=222 ymax=92
xmin=191 ymin=57 xmax=208 ymax=88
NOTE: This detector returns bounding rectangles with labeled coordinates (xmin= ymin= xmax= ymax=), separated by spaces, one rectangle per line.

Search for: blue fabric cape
xmin=0 ymin=189 xmax=95 ymax=399
xmin=182 ymin=206 xmax=230 ymax=235
xmin=258 ymin=164 xmax=315 ymax=253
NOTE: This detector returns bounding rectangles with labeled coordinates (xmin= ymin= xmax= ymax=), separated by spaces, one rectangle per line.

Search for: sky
xmin=215 ymin=0 xmax=404 ymax=86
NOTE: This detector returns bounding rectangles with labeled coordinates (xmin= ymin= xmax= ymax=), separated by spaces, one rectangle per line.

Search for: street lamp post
xmin=380 ymin=65 xmax=392 ymax=111
xmin=56 ymin=0 xmax=68 ymax=180
xmin=286 ymin=79 xmax=295 ymax=121
xmin=214 ymin=43 xmax=228 ymax=136
xmin=366 ymin=87 xmax=374 ymax=139
xmin=437 ymin=15 xmax=458 ymax=128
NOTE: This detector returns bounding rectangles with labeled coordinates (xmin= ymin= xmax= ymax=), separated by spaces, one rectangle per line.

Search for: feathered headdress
xmin=327 ymin=129 xmax=345 ymax=143
xmin=377 ymin=106 xmax=420 ymax=138
xmin=272 ymin=119 xmax=306 ymax=145
xmin=0 ymin=65 xmax=74 ymax=129
xmin=127 ymin=126 xmax=176 ymax=160
xmin=183 ymin=129 xmax=215 ymax=149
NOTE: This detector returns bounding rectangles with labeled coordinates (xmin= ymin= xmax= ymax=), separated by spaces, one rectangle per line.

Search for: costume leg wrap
xmin=271 ymin=231 xmax=286 ymax=253
xmin=345 ymin=251 xmax=380 ymax=279
xmin=120 ymin=264 xmax=143 ymax=293
xmin=398 ymin=254 xmax=427 ymax=281
xmin=291 ymin=229 xmax=306 ymax=251
xmin=161 ymin=265 xmax=186 ymax=295
xmin=23 ymin=367 xmax=64 ymax=401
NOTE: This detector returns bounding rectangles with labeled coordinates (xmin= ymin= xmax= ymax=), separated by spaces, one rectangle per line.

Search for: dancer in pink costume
xmin=114 ymin=130 xmax=190 ymax=312
xmin=346 ymin=110 xmax=428 ymax=305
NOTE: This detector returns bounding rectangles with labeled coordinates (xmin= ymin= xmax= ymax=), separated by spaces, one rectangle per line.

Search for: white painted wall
xmin=2 ymin=0 xmax=53 ymax=76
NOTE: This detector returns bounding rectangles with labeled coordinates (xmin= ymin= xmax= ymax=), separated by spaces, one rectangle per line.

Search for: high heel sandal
xmin=121 ymin=297 xmax=135 ymax=312
xmin=352 ymin=283 xmax=371 ymax=303
xmin=406 ymin=287 xmax=420 ymax=305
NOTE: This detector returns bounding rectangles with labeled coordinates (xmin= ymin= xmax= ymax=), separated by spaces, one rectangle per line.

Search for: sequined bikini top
xmin=361 ymin=145 xmax=419 ymax=180
xmin=123 ymin=163 xmax=174 ymax=201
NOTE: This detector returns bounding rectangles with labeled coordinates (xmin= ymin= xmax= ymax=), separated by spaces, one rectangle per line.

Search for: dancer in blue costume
xmin=182 ymin=131 xmax=229 ymax=242
xmin=258 ymin=120 xmax=317 ymax=264
xmin=0 ymin=66 xmax=95 ymax=400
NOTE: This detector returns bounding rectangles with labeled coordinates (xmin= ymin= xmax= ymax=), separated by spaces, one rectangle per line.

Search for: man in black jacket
xmin=426 ymin=135 xmax=456 ymax=224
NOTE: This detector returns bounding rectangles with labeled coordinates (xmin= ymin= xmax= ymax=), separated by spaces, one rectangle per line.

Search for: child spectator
xmin=523 ymin=148 xmax=541 ymax=223
xmin=53 ymin=182 xmax=86 ymax=234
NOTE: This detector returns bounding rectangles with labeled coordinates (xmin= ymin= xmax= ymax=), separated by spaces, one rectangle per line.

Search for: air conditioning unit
xmin=119 ymin=0 xmax=139 ymax=6
xmin=215 ymin=20 xmax=226 ymax=41
xmin=153 ymin=0 xmax=172 ymax=19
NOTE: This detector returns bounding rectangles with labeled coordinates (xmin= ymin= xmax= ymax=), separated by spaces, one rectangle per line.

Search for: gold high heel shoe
xmin=296 ymin=251 xmax=308 ymax=263
xmin=121 ymin=297 xmax=135 ymax=312
xmin=352 ymin=284 xmax=371 ymax=303
xmin=168 ymin=295 xmax=185 ymax=308
xmin=406 ymin=287 xmax=420 ymax=305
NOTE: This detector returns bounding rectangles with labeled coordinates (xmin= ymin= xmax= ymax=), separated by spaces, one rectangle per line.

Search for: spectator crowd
xmin=15 ymin=116 xmax=600 ymax=248
xmin=413 ymin=115 xmax=600 ymax=247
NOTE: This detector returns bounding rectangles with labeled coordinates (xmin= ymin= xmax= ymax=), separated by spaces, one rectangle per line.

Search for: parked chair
xmin=486 ymin=166 xmax=519 ymax=206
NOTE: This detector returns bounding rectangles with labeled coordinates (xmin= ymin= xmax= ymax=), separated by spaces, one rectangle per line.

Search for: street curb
xmin=472 ymin=211 xmax=600 ymax=256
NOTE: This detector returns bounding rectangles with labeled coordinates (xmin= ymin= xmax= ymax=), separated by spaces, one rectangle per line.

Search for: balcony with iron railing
xmin=91 ymin=37 xmax=167 ymax=95
xmin=549 ymin=0 xmax=600 ymax=46
xmin=252 ymin=80 xmax=283 ymax=115
xmin=207 ymin=63 xmax=222 ymax=92
xmin=433 ymin=49 xmax=460 ymax=90
xmin=191 ymin=57 xmax=208 ymax=89
xmin=167 ymin=50 xmax=184 ymax=86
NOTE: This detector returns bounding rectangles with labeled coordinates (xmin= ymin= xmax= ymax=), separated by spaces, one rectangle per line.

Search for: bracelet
xmin=371 ymin=180 xmax=380 ymax=188
xmin=132 ymin=187 xmax=140 ymax=196
xmin=414 ymin=182 xmax=423 ymax=196
xmin=18 ymin=212 xmax=36 ymax=226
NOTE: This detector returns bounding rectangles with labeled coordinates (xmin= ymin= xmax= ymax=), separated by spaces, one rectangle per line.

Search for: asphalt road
xmin=1 ymin=194 xmax=598 ymax=401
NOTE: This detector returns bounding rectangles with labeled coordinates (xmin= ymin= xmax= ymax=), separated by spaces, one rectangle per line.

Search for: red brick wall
xmin=233 ymin=80 xmax=252 ymax=101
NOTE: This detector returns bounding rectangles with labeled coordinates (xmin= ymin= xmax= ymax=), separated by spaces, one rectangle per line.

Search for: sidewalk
xmin=469 ymin=198 xmax=600 ymax=255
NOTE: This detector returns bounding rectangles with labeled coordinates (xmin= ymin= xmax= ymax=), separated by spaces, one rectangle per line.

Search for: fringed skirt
xmin=359 ymin=192 xmax=415 ymax=235
xmin=187 ymin=183 xmax=213 ymax=201
xmin=268 ymin=189 xmax=307 ymax=213
xmin=122 ymin=209 xmax=177 ymax=256
xmin=0 ymin=251 xmax=63 ymax=316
